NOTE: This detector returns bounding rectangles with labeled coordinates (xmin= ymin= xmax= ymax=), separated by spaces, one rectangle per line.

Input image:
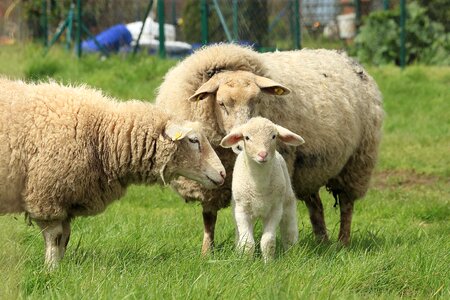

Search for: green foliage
xmin=13 ymin=44 xmax=176 ymax=100
xmin=25 ymin=57 xmax=62 ymax=81
xmin=354 ymin=2 xmax=450 ymax=65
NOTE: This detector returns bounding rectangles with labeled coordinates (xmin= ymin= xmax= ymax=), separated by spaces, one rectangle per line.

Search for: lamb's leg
xmin=280 ymin=197 xmax=299 ymax=250
xmin=261 ymin=208 xmax=282 ymax=263
xmin=234 ymin=205 xmax=255 ymax=257
xmin=36 ymin=220 xmax=64 ymax=269
xmin=201 ymin=210 xmax=217 ymax=255
xmin=304 ymin=192 xmax=329 ymax=242
xmin=338 ymin=194 xmax=354 ymax=246
xmin=60 ymin=218 xmax=71 ymax=258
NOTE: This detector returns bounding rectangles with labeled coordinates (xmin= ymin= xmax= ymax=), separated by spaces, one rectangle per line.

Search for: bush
xmin=353 ymin=2 xmax=450 ymax=66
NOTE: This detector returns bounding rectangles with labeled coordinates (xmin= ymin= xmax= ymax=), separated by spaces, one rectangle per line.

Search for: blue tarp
xmin=82 ymin=24 xmax=132 ymax=52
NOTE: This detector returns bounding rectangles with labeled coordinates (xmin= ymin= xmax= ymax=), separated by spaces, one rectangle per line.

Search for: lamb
xmin=220 ymin=117 xmax=304 ymax=262
xmin=156 ymin=43 xmax=384 ymax=251
xmin=0 ymin=78 xmax=226 ymax=268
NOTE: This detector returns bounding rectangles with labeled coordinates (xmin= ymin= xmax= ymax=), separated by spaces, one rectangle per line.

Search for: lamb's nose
xmin=220 ymin=170 xmax=226 ymax=179
xmin=258 ymin=151 xmax=268 ymax=159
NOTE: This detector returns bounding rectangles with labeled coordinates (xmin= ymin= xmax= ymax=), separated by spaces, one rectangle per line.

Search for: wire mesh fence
xmin=1 ymin=1 xmax=447 ymax=66
xmin=0 ymin=0 xmax=386 ymax=47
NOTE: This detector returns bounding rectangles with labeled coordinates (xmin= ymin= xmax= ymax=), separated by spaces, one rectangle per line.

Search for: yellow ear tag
xmin=174 ymin=132 xmax=183 ymax=140
xmin=196 ymin=95 xmax=203 ymax=101
xmin=274 ymin=87 xmax=284 ymax=95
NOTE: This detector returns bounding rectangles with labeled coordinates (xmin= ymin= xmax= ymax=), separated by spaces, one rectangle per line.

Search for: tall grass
xmin=0 ymin=45 xmax=449 ymax=299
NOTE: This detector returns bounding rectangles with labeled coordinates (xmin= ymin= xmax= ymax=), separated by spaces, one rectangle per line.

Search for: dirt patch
xmin=371 ymin=169 xmax=442 ymax=190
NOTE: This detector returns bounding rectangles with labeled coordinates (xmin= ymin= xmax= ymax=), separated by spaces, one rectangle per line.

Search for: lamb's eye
xmin=218 ymin=101 xmax=225 ymax=107
xmin=245 ymin=136 xmax=250 ymax=141
xmin=272 ymin=135 xmax=276 ymax=139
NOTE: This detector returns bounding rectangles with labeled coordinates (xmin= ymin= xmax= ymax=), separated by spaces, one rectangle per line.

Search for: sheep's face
xmin=165 ymin=121 xmax=225 ymax=189
xmin=188 ymin=71 xmax=290 ymax=136
xmin=220 ymin=117 xmax=305 ymax=164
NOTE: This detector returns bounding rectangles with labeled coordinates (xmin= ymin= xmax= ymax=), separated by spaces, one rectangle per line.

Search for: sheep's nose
xmin=258 ymin=151 xmax=268 ymax=159
xmin=220 ymin=170 xmax=226 ymax=180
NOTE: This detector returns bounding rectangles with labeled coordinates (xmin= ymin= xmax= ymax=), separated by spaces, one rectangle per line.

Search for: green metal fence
xmin=1 ymin=0 xmax=411 ymax=66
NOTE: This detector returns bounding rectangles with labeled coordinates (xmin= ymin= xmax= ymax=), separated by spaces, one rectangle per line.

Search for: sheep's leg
xmin=201 ymin=210 xmax=217 ymax=255
xmin=304 ymin=192 xmax=329 ymax=242
xmin=234 ymin=205 xmax=255 ymax=257
xmin=261 ymin=208 xmax=282 ymax=263
xmin=36 ymin=220 xmax=64 ymax=269
xmin=280 ymin=197 xmax=299 ymax=250
xmin=60 ymin=218 xmax=71 ymax=258
xmin=338 ymin=194 xmax=354 ymax=246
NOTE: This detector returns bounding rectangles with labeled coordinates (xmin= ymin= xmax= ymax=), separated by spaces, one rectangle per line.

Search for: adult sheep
xmin=0 ymin=78 xmax=225 ymax=268
xmin=156 ymin=44 xmax=384 ymax=251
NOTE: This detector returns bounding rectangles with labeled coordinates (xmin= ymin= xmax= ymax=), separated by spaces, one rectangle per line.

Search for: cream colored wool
xmin=156 ymin=44 xmax=384 ymax=249
xmin=0 ymin=78 xmax=225 ymax=267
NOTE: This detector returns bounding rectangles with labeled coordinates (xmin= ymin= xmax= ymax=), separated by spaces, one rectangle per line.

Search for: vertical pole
xmin=158 ymin=0 xmax=166 ymax=58
xmin=41 ymin=0 xmax=48 ymax=47
xmin=76 ymin=0 xmax=82 ymax=58
xmin=383 ymin=0 xmax=390 ymax=10
xmin=294 ymin=0 xmax=301 ymax=49
xmin=66 ymin=4 xmax=74 ymax=50
xmin=400 ymin=0 xmax=406 ymax=69
xmin=232 ymin=0 xmax=238 ymax=41
xmin=172 ymin=0 xmax=177 ymax=25
xmin=200 ymin=0 xmax=209 ymax=45
xmin=354 ymin=0 xmax=361 ymax=28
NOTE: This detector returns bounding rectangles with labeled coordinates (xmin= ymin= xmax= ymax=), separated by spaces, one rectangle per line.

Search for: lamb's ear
xmin=220 ymin=131 xmax=244 ymax=148
xmin=188 ymin=77 xmax=220 ymax=102
xmin=254 ymin=75 xmax=291 ymax=96
xmin=276 ymin=125 xmax=305 ymax=146
xmin=165 ymin=123 xmax=193 ymax=141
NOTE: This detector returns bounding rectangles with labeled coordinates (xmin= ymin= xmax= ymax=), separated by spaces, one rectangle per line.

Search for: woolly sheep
xmin=0 ymin=78 xmax=226 ymax=268
xmin=156 ymin=44 xmax=384 ymax=250
xmin=221 ymin=117 xmax=304 ymax=262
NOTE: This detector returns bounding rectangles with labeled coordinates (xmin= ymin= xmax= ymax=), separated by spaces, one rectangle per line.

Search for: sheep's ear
xmin=220 ymin=131 xmax=244 ymax=148
xmin=254 ymin=75 xmax=291 ymax=96
xmin=276 ymin=125 xmax=305 ymax=146
xmin=165 ymin=123 xmax=193 ymax=141
xmin=188 ymin=77 xmax=220 ymax=102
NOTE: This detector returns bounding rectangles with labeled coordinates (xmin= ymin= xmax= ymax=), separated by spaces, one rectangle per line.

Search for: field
xmin=0 ymin=45 xmax=449 ymax=299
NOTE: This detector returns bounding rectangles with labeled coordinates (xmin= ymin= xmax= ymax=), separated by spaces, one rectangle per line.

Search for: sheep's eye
xmin=272 ymin=135 xmax=276 ymax=139
xmin=244 ymin=136 xmax=250 ymax=141
xmin=218 ymin=101 xmax=225 ymax=107
xmin=188 ymin=137 xmax=199 ymax=144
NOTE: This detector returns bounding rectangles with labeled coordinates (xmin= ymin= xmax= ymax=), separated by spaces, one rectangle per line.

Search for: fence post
xmin=232 ymin=0 xmax=239 ymax=41
xmin=400 ymin=0 xmax=406 ymax=68
xmin=354 ymin=0 xmax=361 ymax=28
xmin=294 ymin=0 xmax=301 ymax=49
xmin=41 ymin=0 xmax=48 ymax=47
xmin=157 ymin=0 xmax=166 ymax=58
xmin=200 ymin=0 xmax=208 ymax=45
xmin=76 ymin=0 xmax=82 ymax=58
xmin=383 ymin=0 xmax=390 ymax=10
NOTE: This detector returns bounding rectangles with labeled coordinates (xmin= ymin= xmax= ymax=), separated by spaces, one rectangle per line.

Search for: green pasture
xmin=0 ymin=45 xmax=449 ymax=299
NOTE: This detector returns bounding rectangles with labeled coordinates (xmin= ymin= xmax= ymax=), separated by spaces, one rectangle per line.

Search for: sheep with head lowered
xmin=0 ymin=78 xmax=226 ymax=268
xmin=156 ymin=44 xmax=384 ymax=251
xmin=221 ymin=117 xmax=304 ymax=262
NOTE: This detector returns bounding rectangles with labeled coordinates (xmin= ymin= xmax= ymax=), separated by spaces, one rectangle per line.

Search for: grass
xmin=0 ymin=44 xmax=449 ymax=299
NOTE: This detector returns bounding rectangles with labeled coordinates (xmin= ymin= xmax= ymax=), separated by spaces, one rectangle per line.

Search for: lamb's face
xmin=188 ymin=71 xmax=290 ymax=135
xmin=165 ymin=121 xmax=226 ymax=189
xmin=220 ymin=117 xmax=305 ymax=163
xmin=239 ymin=118 xmax=278 ymax=164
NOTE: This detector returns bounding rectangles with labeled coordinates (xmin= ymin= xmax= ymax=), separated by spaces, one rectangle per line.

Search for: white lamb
xmin=220 ymin=117 xmax=305 ymax=262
